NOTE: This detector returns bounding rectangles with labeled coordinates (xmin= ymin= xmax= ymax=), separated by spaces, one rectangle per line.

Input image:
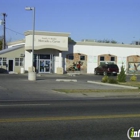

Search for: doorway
xmin=8 ymin=60 xmax=13 ymax=72
xmin=39 ymin=60 xmax=50 ymax=73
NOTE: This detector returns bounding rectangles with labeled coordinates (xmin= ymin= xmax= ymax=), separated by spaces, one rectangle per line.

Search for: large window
xmin=40 ymin=54 xmax=50 ymax=59
xmin=0 ymin=57 xmax=7 ymax=66
xmin=15 ymin=58 xmax=24 ymax=66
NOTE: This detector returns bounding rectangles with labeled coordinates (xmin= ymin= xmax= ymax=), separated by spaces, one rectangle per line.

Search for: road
xmin=0 ymin=73 xmax=139 ymax=82
xmin=0 ymin=99 xmax=140 ymax=140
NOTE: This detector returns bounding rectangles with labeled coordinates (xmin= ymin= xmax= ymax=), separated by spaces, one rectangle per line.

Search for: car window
xmin=108 ymin=65 xmax=118 ymax=68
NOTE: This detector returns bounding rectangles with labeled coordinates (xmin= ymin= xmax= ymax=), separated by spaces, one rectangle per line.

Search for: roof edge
xmin=75 ymin=41 xmax=140 ymax=48
xmin=7 ymin=39 xmax=25 ymax=46
xmin=24 ymin=30 xmax=70 ymax=37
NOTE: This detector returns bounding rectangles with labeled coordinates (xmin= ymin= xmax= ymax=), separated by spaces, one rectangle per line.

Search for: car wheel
xmin=103 ymin=71 xmax=107 ymax=76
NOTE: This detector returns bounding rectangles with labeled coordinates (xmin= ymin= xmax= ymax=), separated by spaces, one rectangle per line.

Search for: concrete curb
xmin=56 ymin=79 xmax=77 ymax=82
xmin=87 ymin=81 xmax=139 ymax=89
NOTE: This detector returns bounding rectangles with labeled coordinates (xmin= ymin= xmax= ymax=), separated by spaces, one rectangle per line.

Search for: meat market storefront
xmin=24 ymin=30 xmax=70 ymax=74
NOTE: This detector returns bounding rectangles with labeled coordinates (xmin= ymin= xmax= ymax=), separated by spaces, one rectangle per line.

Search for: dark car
xmin=94 ymin=63 xmax=119 ymax=76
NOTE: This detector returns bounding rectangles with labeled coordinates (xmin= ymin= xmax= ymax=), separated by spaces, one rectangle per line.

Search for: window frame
xmin=15 ymin=58 xmax=24 ymax=66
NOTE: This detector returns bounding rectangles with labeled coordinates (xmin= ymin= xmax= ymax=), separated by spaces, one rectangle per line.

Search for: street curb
xmin=87 ymin=81 xmax=139 ymax=89
xmin=56 ymin=79 xmax=77 ymax=82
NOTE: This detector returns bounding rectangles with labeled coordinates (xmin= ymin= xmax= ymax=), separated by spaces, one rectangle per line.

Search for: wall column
xmin=59 ymin=51 xmax=62 ymax=67
xmin=57 ymin=51 xmax=63 ymax=74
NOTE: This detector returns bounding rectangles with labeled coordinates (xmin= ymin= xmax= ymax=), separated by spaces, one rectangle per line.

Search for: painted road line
xmin=56 ymin=79 xmax=77 ymax=82
xmin=0 ymin=104 xmax=50 ymax=107
xmin=87 ymin=81 xmax=138 ymax=89
xmin=0 ymin=114 xmax=140 ymax=123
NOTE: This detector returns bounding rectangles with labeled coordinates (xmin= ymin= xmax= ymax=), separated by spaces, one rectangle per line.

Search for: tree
xmin=68 ymin=37 xmax=76 ymax=44
xmin=111 ymin=40 xmax=117 ymax=44
xmin=117 ymin=65 xmax=126 ymax=82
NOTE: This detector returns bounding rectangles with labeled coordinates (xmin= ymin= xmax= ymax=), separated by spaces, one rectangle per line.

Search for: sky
xmin=0 ymin=0 xmax=140 ymax=44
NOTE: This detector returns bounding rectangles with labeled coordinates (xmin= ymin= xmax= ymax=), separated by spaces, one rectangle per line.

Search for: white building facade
xmin=0 ymin=30 xmax=140 ymax=74
xmin=63 ymin=42 xmax=140 ymax=74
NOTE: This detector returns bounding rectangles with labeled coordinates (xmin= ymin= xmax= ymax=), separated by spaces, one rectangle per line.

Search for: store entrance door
xmin=8 ymin=60 xmax=13 ymax=72
xmin=39 ymin=60 xmax=50 ymax=73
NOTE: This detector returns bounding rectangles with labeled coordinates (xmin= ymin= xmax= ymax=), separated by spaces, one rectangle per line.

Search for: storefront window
xmin=0 ymin=58 xmax=2 ymax=66
xmin=20 ymin=58 xmax=24 ymax=66
xmin=111 ymin=57 xmax=115 ymax=61
xmin=100 ymin=56 xmax=104 ymax=61
xmin=80 ymin=56 xmax=85 ymax=61
xmin=15 ymin=58 xmax=19 ymax=66
xmin=15 ymin=58 xmax=24 ymax=66
xmin=40 ymin=54 xmax=50 ymax=59
xmin=3 ymin=58 xmax=7 ymax=66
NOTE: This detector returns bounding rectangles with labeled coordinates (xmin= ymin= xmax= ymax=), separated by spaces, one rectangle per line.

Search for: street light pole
xmin=1 ymin=13 xmax=7 ymax=50
xmin=32 ymin=7 xmax=35 ymax=72
xmin=25 ymin=7 xmax=35 ymax=71
xmin=25 ymin=7 xmax=36 ymax=81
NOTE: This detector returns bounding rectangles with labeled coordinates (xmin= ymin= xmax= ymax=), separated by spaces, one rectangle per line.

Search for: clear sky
xmin=0 ymin=0 xmax=140 ymax=44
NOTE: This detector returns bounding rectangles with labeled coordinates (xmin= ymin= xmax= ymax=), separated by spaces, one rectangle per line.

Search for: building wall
xmin=63 ymin=43 xmax=140 ymax=74
xmin=0 ymin=47 xmax=25 ymax=73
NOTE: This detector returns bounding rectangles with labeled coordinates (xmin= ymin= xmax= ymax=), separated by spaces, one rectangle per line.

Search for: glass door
xmin=39 ymin=60 xmax=50 ymax=73
xmin=44 ymin=60 xmax=50 ymax=72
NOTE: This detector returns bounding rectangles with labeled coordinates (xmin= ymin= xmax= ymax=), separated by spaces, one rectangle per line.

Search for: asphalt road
xmin=0 ymin=73 xmax=139 ymax=82
xmin=0 ymin=99 xmax=140 ymax=140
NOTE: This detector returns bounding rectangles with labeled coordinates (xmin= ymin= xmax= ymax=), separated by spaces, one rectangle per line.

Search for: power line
xmin=6 ymin=27 xmax=24 ymax=36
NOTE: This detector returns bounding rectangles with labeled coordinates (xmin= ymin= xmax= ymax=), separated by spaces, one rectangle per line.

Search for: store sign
xmin=25 ymin=35 xmax=68 ymax=51
xmin=38 ymin=37 xmax=61 ymax=44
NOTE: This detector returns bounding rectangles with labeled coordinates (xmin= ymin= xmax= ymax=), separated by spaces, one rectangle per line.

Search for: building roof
xmin=7 ymin=40 xmax=25 ymax=46
xmin=24 ymin=30 xmax=70 ymax=37
xmin=0 ymin=45 xmax=24 ymax=55
xmin=76 ymin=41 xmax=140 ymax=48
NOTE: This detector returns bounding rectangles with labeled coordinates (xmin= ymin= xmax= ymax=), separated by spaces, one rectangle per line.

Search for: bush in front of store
xmin=117 ymin=65 xmax=126 ymax=82
xmin=101 ymin=76 xmax=118 ymax=84
xmin=107 ymin=78 xmax=118 ymax=84
xmin=101 ymin=75 xmax=109 ymax=83
xmin=130 ymin=75 xmax=137 ymax=81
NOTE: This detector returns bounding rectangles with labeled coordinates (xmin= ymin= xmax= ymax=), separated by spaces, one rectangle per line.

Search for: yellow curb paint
xmin=0 ymin=114 xmax=140 ymax=123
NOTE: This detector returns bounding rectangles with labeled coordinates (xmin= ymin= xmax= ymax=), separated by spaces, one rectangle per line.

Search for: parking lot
xmin=0 ymin=73 xmax=140 ymax=101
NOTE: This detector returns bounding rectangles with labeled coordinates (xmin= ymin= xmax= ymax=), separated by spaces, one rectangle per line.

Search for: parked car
xmin=94 ymin=64 xmax=119 ymax=76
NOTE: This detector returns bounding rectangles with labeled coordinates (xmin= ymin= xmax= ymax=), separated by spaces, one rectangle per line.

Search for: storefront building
xmin=63 ymin=42 xmax=140 ymax=74
xmin=0 ymin=30 xmax=70 ymax=74
xmin=0 ymin=30 xmax=140 ymax=74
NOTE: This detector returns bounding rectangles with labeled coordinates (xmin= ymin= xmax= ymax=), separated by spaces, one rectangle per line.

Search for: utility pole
xmin=2 ymin=13 xmax=7 ymax=50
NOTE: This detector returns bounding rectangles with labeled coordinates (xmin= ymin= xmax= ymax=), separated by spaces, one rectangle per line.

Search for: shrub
xmin=117 ymin=65 xmax=126 ymax=82
xmin=101 ymin=75 xmax=109 ymax=83
xmin=130 ymin=75 xmax=137 ymax=81
xmin=108 ymin=78 xmax=118 ymax=84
